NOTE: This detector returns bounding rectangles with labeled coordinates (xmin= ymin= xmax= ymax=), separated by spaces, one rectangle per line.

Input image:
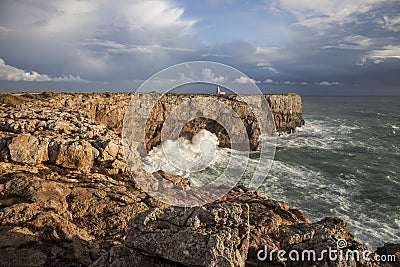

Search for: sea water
xmin=260 ymin=96 xmax=400 ymax=248
xmin=143 ymin=96 xmax=400 ymax=248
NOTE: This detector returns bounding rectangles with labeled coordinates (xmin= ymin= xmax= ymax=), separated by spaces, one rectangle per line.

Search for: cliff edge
xmin=0 ymin=93 xmax=397 ymax=267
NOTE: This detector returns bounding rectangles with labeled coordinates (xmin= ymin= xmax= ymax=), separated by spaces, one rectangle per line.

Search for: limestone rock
xmin=40 ymin=92 xmax=303 ymax=150
xmin=0 ymin=171 xmax=150 ymax=266
xmin=0 ymin=227 xmax=48 ymax=267
xmin=266 ymin=94 xmax=305 ymax=133
xmin=47 ymin=138 xmax=62 ymax=163
xmin=96 ymin=139 xmax=120 ymax=161
xmin=125 ymin=202 xmax=250 ymax=267
xmin=55 ymin=140 xmax=99 ymax=172
xmin=8 ymin=134 xmax=49 ymax=165
xmin=274 ymin=217 xmax=380 ymax=266
xmin=47 ymin=120 xmax=76 ymax=134
xmin=3 ymin=93 xmax=395 ymax=267
xmin=67 ymin=184 xmax=148 ymax=240
xmin=1 ymin=93 xmax=304 ymax=156
xmin=157 ymin=170 xmax=190 ymax=189
xmin=217 ymin=187 xmax=311 ymax=265
xmin=92 ymin=245 xmax=180 ymax=267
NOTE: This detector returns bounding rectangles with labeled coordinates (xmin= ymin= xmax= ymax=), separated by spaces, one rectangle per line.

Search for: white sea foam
xmin=275 ymin=119 xmax=359 ymax=150
xmin=258 ymin=160 xmax=325 ymax=202
xmin=258 ymin=157 xmax=400 ymax=249
xmin=386 ymin=175 xmax=400 ymax=185
xmin=334 ymin=205 xmax=400 ymax=249
xmin=142 ymin=129 xmax=219 ymax=177
xmin=142 ymin=116 xmax=399 ymax=248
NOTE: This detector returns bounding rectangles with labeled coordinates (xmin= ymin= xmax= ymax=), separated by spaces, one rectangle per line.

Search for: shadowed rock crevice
xmin=1 ymin=92 xmax=303 ymax=150
xmin=0 ymin=93 xmax=397 ymax=266
xmin=94 ymin=187 xmax=395 ymax=267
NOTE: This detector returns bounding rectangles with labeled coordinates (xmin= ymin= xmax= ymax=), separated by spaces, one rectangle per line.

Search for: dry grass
xmin=0 ymin=92 xmax=55 ymax=107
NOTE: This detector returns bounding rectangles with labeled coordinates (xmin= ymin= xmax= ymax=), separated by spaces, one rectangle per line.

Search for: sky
xmin=0 ymin=0 xmax=399 ymax=95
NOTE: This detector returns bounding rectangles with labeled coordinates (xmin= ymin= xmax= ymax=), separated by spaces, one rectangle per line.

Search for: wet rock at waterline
xmin=0 ymin=93 xmax=397 ymax=266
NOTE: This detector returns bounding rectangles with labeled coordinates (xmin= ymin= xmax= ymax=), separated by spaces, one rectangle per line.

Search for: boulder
xmin=275 ymin=217 xmax=380 ymax=266
xmin=96 ymin=139 xmax=120 ymax=161
xmin=217 ymin=187 xmax=311 ymax=265
xmin=125 ymin=202 xmax=250 ymax=267
xmin=8 ymin=134 xmax=49 ymax=165
xmin=0 ymin=171 xmax=149 ymax=266
xmin=55 ymin=140 xmax=99 ymax=172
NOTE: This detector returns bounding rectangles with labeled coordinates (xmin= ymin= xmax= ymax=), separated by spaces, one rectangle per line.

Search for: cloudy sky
xmin=0 ymin=0 xmax=399 ymax=95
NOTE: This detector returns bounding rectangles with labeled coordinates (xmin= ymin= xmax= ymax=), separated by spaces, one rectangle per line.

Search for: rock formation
xmin=93 ymin=187 xmax=392 ymax=267
xmin=0 ymin=92 xmax=397 ymax=266
xmin=5 ymin=92 xmax=303 ymax=151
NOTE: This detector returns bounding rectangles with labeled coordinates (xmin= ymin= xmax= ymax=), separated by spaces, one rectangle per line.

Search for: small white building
xmin=216 ymin=86 xmax=225 ymax=95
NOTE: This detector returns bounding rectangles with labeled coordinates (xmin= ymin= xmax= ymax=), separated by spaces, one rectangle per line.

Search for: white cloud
xmin=255 ymin=46 xmax=279 ymax=56
xmin=33 ymin=0 xmax=193 ymax=39
xmin=322 ymin=35 xmax=373 ymax=50
xmin=357 ymin=45 xmax=400 ymax=65
xmin=284 ymin=81 xmax=296 ymax=85
xmin=0 ymin=58 xmax=51 ymax=82
xmin=201 ymin=53 xmax=231 ymax=58
xmin=366 ymin=45 xmax=400 ymax=61
xmin=1 ymin=0 xmax=399 ymax=91
xmin=80 ymin=39 xmax=128 ymax=50
xmin=379 ymin=15 xmax=400 ymax=32
xmin=234 ymin=76 xmax=258 ymax=84
xmin=0 ymin=58 xmax=93 ymax=83
xmin=373 ymin=59 xmax=385 ymax=64
xmin=106 ymin=46 xmax=154 ymax=55
xmin=268 ymin=0 xmax=400 ymax=74
xmin=256 ymin=62 xmax=278 ymax=73
xmin=319 ymin=81 xmax=341 ymax=86
xmin=256 ymin=62 xmax=270 ymax=67
xmin=120 ymin=1 xmax=196 ymax=34
xmin=284 ymin=81 xmax=308 ymax=85
xmin=81 ymin=39 xmax=194 ymax=56
xmin=274 ymin=0 xmax=386 ymax=32
xmin=0 ymin=0 xmax=199 ymax=84
xmin=53 ymin=75 xmax=91 ymax=83
xmin=201 ymin=68 xmax=227 ymax=83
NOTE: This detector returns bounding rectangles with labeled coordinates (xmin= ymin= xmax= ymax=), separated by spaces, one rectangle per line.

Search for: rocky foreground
xmin=0 ymin=93 xmax=398 ymax=267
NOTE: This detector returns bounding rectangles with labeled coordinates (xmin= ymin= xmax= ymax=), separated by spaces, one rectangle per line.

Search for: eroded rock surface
xmin=98 ymin=187 xmax=391 ymax=267
xmin=8 ymin=133 xmax=49 ymax=165
xmin=0 ymin=93 xmax=397 ymax=267
xmin=125 ymin=201 xmax=250 ymax=267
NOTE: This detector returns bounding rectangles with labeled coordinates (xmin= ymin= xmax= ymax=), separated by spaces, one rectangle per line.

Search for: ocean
xmin=143 ymin=96 xmax=400 ymax=249
xmin=258 ymin=96 xmax=400 ymax=249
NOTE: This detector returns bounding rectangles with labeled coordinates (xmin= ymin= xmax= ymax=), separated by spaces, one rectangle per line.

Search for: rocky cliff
xmin=38 ymin=92 xmax=304 ymax=136
xmin=0 ymin=92 xmax=398 ymax=267
xmin=2 ymin=92 xmax=302 ymax=149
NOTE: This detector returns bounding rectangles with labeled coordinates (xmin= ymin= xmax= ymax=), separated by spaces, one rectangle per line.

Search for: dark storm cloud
xmin=0 ymin=0 xmax=399 ymax=94
xmin=0 ymin=0 xmax=203 ymax=90
xmin=249 ymin=0 xmax=400 ymax=95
